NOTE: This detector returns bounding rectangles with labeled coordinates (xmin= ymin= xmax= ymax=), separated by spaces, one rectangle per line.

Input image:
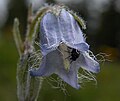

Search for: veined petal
xmin=30 ymin=48 xmax=80 ymax=89
xmin=55 ymin=60 xmax=80 ymax=89
xmin=40 ymin=12 xmax=61 ymax=56
xmin=78 ymin=52 xmax=100 ymax=73
xmin=59 ymin=9 xmax=89 ymax=51
xmin=30 ymin=50 xmax=64 ymax=76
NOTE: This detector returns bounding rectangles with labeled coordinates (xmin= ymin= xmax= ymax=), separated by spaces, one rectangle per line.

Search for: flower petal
xmin=30 ymin=50 xmax=64 ymax=76
xmin=78 ymin=52 xmax=100 ymax=73
xmin=59 ymin=9 xmax=89 ymax=51
xmin=40 ymin=12 xmax=61 ymax=56
xmin=55 ymin=61 xmax=80 ymax=89
xmin=30 ymin=48 xmax=80 ymax=89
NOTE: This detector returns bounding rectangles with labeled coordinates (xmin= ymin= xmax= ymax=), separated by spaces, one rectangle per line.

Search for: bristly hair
xmin=44 ymin=76 xmax=69 ymax=95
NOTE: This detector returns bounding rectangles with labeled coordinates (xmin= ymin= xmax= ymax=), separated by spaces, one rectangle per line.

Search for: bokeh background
xmin=0 ymin=0 xmax=120 ymax=101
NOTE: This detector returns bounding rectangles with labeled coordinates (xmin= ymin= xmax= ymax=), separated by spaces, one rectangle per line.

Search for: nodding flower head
xmin=30 ymin=5 xmax=100 ymax=89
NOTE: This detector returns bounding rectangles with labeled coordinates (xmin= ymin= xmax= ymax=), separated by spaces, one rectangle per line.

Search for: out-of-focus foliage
xmin=96 ymin=0 xmax=120 ymax=60
xmin=0 ymin=0 xmax=120 ymax=101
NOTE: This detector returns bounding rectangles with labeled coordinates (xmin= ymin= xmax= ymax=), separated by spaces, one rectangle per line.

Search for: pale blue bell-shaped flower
xmin=30 ymin=8 xmax=100 ymax=89
xmin=40 ymin=9 xmax=89 ymax=56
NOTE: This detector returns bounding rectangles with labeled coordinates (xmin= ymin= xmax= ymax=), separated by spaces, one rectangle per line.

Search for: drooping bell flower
xmin=30 ymin=6 xmax=100 ymax=89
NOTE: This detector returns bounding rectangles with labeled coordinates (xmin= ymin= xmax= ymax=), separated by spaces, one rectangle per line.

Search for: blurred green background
xmin=0 ymin=0 xmax=120 ymax=101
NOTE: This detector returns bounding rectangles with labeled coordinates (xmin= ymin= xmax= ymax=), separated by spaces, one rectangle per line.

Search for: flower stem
xmin=13 ymin=5 xmax=44 ymax=101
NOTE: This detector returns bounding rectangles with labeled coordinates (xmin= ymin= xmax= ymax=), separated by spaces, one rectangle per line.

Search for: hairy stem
xmin=13 ymin=5 xmax=44 ymax=100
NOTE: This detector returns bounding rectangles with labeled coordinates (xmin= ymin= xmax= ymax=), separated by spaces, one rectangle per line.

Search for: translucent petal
xmin=30 ymin=50 xmax=64 ymax=76
xmin=78 ymin=52 xmax=100 ymax=73
xmin=40 ymin=13 xmax=61 ymax=56
xmin=40 ymin=9 xmax=89 ymax=56
xmin=30 ymin=49 xmax=80 ymax=89
xmin=56 ymin=61 xmax=80 ymax=89
xmin=59 ymin=9 xmax=89 ymax=51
